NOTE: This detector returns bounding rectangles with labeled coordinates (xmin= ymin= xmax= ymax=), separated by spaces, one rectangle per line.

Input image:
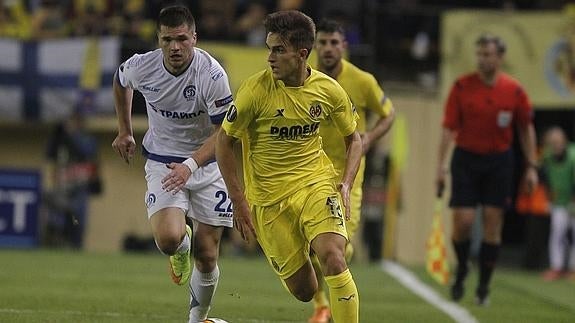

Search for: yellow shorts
xmin=252 ymin=180 xmax=348 ymax=280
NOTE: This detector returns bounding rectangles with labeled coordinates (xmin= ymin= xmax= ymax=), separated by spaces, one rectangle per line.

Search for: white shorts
xmin=144 ymin=159 xmax=233 ymax=227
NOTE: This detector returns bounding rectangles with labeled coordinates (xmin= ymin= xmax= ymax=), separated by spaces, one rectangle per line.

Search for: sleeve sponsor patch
xmin=226 ymin=105 xmax=237 ymax=122
xmin=215 ymin=95 xmax=233 ymax=107
xmin=210 ymin=66 xmax=224 ymax=81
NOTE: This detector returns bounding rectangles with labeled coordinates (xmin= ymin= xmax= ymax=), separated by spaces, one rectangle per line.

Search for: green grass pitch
xmin=0 ymin=250 xmax=573 ymax=322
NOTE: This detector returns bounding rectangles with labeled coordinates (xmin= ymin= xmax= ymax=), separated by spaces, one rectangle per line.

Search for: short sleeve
xmin=364 ymin=74 xmax=392 ymax=117
xmin=442 ymin=81 xmax=461 ymax=130
xmin=202 ymin=62 xmax=233 ymax=125
xmin=116 ymin=54 xmax=142 ymax=89
xmin=221 ymin=81 xmax=254 ymax=139
xmin=330 ymin=84 xmax=357 ymax=137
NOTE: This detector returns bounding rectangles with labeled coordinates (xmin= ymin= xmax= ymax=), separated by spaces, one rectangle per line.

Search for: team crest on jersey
xmin=183 ymin=85 xmax=196 ymax=101
xmin=309 ymin=102 xmax=322 ymax=119
xmin=226 ymin=105 xmax=237 ymax=122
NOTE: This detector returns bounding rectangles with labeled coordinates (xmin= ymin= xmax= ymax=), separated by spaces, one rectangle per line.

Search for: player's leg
xmin=476 ymin=149 xmax=513 ymax=305
xmin=478 ymin=205 xmax=504 ymax=304
xmin=283 ymin=261 xmax=320 ymax=302
xmin=185 ymin=163 xmax=233 ymax=322
xmin=189 ymin=222 xmax=225 ymax=322
xmin=450 ymin=207 xmax=475 ymax=300
xmin=567 ymin=215 xmax=575 ymax=279
xmin=251 ymin=197 xmax=318 ymax=302
xmin=302 ymin=182 xmax=358 ymax=323
xmin=309 ymin=181 xmax=361 ymax=323
xmin=150 ymin=207 xmax=191 ymax=284
xmin=145 ymin=159 xmax=192 ymax=285
xmin=448 ymin=148 xmax=481 ymax=301
xmin=309 ymin=252 xmax=330 ymax=323
xmin=311 ymin=232 xmax=358 ymax=323
xmin=544 ymin=206 xmax=569 ymax=280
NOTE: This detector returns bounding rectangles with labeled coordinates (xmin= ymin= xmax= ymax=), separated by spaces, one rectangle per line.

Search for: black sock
xmin=452 ymin=240 xmax=471 ymax=285
xmin=478 ymin=242 xmax=500 ymax=289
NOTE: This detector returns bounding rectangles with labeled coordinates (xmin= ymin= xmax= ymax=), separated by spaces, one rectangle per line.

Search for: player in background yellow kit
xmin=309 ymin=18 xmax=395 ymax=323
xmin=216 ymin=11 xmax=362 ymax=323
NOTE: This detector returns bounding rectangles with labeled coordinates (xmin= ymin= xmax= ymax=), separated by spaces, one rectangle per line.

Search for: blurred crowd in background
xmin=0 ymin=0 xmax=572 ymax=85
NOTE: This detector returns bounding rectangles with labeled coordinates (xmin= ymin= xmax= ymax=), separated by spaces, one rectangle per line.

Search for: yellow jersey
xmin=319 ymin=59 xmax=393 ymax=180
xmin=222 ymin=67 xmax=357 ymax=206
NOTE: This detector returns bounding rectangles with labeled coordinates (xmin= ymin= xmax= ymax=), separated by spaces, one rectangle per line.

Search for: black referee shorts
xmin=449 ymin=147 xmax=513 ymax=209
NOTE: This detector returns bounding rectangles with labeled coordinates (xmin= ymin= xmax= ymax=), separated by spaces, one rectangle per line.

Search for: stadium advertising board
xmin=0 ymin=169 xmax=41 ymax=248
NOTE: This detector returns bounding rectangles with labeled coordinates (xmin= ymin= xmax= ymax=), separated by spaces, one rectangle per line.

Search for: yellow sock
xmin=324 ymin=269 xmax=359 ymax=323
xmin=311 ymin=254 xmax=329 ymax=308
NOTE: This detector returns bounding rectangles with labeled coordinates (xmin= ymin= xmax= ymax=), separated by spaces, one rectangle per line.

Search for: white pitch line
xmin=0 ymin=308 xmax=173 ymax=319
xmin=381 ymin=260 xmax=478 ymax=323
xmin=0 ymin=308 xmax=299 ymax=323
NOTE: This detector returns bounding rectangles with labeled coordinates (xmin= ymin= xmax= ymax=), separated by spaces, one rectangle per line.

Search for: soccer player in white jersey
xmin=112 ymin=6 xmax=232 ymax=323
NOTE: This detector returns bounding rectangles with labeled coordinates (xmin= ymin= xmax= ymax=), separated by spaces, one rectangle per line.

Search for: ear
xmin=299 ymin=48 xmax=309 ymax=60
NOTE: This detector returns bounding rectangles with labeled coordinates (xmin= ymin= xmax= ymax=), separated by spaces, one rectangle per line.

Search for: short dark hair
xmin=316 ymin=19 xmax=345 ymax=35
xmin=264 ymin=10 xmax=315 ymax=57
xmin=157 ymin=5 xmax=195 ymax=31
xmin=476 ymin=34 xmax=506 ymax=55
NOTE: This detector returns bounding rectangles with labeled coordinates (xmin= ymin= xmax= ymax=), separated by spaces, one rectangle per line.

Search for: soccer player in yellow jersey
xmin=308 ymin=19 xmax=395 ymax=323
xmin=216 ymin=10 xmax=362 ymax=323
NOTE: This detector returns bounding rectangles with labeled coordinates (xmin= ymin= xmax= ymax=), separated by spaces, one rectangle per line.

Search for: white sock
xmin=188 ymin=264 xmax=220 ymax=322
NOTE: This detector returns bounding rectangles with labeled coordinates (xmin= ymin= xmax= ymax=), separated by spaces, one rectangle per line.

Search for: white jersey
xmin=117 ymin=48 xmax=233 ymax=161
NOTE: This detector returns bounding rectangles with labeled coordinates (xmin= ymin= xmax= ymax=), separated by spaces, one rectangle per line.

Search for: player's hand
xmin=232 ymin=199 xmax=256 ymax=242
xmin=435 ymin=166 xmax=447 ymax=198
xmin=337 ymin=182 xmax=352 ymax=221
xmin=162 ymin=163 xmax=192 ymax=194
xmin=112 ymin=134 xmax=136 ymax=164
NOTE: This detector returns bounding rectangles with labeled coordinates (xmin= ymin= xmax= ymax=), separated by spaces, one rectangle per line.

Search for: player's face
xmin=315 ymin=31 xmax=346 ymax=70
xmin=158 ymin=23 xmax=197 ymax=74
xmin=476 ymin=42 xmax=502 ymax=75
xmin=266 ymin=32 xmax=306 ymax=85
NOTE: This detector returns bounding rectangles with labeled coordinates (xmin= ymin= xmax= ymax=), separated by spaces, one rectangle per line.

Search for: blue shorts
xmin=449 ymin=147 xmax=513 ymax=209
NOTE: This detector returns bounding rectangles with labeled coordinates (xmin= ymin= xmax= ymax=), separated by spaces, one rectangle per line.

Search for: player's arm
xmin=216 ymin=130 xmax=255 ymax=241
xmin=516 ymin=86 xmax=538 ymax=194
xmin=362 ymin=103 xmax=395 ymax=155
xmin=162 ymin=123 xmax=221 ymax=194
xmin=436 ymin=127 xmax=455 ymax=197
xmin=436 ymin=81 xmax=462 ymax=197
xmin=111 ymin=68 xmax=136 ymax=164
xmin=518 ymin=122 xmax=538 ymax=193
xmin=361 ymin=76 xmax=395 ymax=154
xmin=340 ymin=130 xmax=362 ymax=220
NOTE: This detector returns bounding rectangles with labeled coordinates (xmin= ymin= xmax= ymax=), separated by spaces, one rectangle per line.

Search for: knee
xmin=291 ymin=285 xmax=316 ymax=302
xmin=482 ymin=228 xmax=501 ymax=243
xmin=319 ymin=249 xmax=347 ymax=276
xmin=194 ymin=248 xmax=218 ymax=271
xmin=155 ymin=235 xmax=182 ymax=255
xmin=452 ymin=222 xmax=474 ymax=240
